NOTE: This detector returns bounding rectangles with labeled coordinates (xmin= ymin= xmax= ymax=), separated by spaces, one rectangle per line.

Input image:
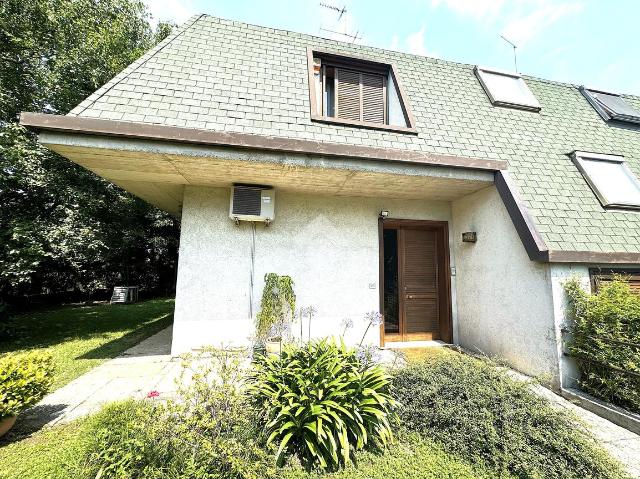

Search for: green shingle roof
xmin=69 ymin=14 xmax=640 ymax=255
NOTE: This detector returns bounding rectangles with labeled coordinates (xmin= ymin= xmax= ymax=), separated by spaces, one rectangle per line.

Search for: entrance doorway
xmin=380 ymin=219 xmax=452 ymax=344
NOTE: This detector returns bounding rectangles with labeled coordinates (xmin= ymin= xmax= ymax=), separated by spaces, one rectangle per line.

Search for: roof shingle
xmin=69 ymin=14 xmax=640 ymax=254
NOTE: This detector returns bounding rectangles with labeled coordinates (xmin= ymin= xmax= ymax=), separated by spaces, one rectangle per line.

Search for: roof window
xmin=474 ymin=66 xmax=541 ymax=111
xmin=307 ymin=48 xmax=416 ymax=133
xmin=580 ymin=87 xmax=640 ymax=124
xmin=571 ymin=151 xmax=640 ymax=210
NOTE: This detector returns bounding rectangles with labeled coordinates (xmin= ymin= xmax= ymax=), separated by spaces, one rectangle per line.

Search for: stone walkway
xmin=531 ymin=383 xmax=640 ymax=478
xmin=19 ymin=326 xmax=180 ymax=429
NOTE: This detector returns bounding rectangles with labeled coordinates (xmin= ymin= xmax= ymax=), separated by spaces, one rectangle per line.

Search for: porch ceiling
xmin=41 ymin=133 xmax=495 ymax=217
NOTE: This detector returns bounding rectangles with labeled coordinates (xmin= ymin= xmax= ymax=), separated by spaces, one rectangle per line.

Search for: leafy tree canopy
xmin=0 ymin=0 xmax=179 ymax=300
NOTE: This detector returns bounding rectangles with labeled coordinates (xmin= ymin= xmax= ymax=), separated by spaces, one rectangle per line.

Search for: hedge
xmin=564 ymin=276 xmax=640 ymax=413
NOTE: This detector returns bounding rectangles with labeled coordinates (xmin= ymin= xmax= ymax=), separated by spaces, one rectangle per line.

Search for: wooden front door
xmin=381 ymin=220 xmax=451 ymax=343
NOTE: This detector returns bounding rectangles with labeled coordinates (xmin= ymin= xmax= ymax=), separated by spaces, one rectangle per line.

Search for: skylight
xmin=474 ymin=66 xmax=541 ymax=111
xmin=571 ymin=151 xmax=640 ymax=210
xmin=580 ymin=87 xmax=640 ymax=124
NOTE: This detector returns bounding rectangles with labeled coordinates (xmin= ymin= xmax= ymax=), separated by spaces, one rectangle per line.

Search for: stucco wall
xmin=549 ymin=263 xmax=590 ymax=388
xmin=172 ymin=186 xmax=457 ymax=354
xmin=452 ymin=186 xmax=561 ymax=385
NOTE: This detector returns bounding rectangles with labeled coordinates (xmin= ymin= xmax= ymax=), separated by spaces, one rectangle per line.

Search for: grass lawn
xmin=0 ymin=416 xmax=501 ymax=479
xmin=393 ymin=346 xmax=455 ymax=363
xmin=0 ymin=298 xmax=174 ymax=390
xmin=0 ymin=419 xmax=89 ymax=479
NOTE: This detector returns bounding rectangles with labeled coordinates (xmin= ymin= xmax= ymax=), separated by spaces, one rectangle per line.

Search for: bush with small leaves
xmin=393 ymin=352 xmax=629 ymax=479
xmin=0 ymin=351 xmax=54 ymax=419
xmin=249 ymin=340 xmax=397 ymax=470
xmin=564 ymin=276 xmax=640 ymax=413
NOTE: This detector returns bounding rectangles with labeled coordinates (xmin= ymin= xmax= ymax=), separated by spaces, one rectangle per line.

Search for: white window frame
xmin=474 ymin=66 xmax=541 ymax=112
xmin=571 ymin=151 xmax=640 ymax=210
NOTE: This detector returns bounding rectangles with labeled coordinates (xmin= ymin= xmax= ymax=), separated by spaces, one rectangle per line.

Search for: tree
xmin=0 ymin=0 xmax=179 ymax=300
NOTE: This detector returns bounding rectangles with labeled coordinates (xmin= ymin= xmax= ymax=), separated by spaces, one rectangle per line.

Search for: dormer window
xmin=474 ymin=66 xmax=541 ymax=112
xmin=307 ymin=48 xmax=416 ymax=133
xmin=580 ymin=87 xmax=640 ymax=125
xmin=571 ymin=151 xmax=640 ymax=210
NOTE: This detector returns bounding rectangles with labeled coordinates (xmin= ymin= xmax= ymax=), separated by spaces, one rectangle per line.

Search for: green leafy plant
xmin=0 ymin=351 xmax=54 ymax=418
xmin=83 ymin=348 xmax=273 ymax=479
xmin=256 ymin=273 xmax=296 ymax=340
xmin=248 ymin=340 xmax=397 ymax=470
xmin=564 ymin=276 xmax=640 ymax=413
xmin=392 ymin=351 xmax=629 ymax=479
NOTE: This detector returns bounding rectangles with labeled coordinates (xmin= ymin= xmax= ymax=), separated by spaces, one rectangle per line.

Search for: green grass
xmin=0 ymin=417 xmax=503 ymax=479
xmin=0 ymin=298 xmax=174 ymax=390
xmin=282 ymin=433 xmax=507 ymax=479
xmin=0 ymin=419 xmax=89 ymax=479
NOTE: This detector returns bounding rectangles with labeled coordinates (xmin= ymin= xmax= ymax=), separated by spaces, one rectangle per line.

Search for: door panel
xmin=400 ymin=228 xmax=440 ymax=340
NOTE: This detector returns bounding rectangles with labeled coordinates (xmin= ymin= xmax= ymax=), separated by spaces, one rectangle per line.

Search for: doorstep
xmin=383 ymin=340 xmax=449 ymax=349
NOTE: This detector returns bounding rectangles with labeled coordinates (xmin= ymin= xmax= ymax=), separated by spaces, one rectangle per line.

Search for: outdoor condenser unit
xmin=229 ymin=185 xmax=275 ymax=224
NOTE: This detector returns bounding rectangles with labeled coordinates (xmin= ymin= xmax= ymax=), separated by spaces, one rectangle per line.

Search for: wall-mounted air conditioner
xmin=229 ymin=185 xmax=275 ymax=224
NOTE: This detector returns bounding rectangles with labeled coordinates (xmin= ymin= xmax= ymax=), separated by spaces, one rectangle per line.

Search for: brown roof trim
xmin=496 ymin=170 xmax=640 ymax=264
xmin=495 ymin=170 xmax=549 ymax=261
xmin=19 ymin=112 xmax=507 ymax=171
xmin=547 ymin=250 xmax=640 ymax=264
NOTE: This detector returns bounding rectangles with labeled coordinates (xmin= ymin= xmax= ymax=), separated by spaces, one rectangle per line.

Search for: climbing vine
xmin=256 ymin=273 xmax=296 ymax=340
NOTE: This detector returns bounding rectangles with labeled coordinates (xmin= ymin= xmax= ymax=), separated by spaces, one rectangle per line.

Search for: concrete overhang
xmin=21 ymin=113 xmax=503 ymax=217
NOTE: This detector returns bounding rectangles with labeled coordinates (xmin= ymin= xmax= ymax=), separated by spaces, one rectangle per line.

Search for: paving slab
xmin=18 ymin=325 xmax=178 ymax=430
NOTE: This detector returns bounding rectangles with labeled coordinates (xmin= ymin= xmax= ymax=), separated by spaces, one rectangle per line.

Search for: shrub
xmin=392 ymin=352 xmax=628 ymax=479
xmin=564 ymin=277 xmax=640 ymax=413
xmin=248 ymin=340 xmax=396 ymax=470
xmin=281 ymin=433 xmax=507 ymax=479
xmin=0 ymin=351 xmax=54 ymax=418
xmin=82 ymin=349 xmax=274 ymax=479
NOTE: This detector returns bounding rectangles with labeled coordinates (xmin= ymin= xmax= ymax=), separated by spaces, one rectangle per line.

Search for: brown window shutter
xmin=362 ymin=72 xmax=386 ymax=124
xmin=335 ymin=68 xmax=361 ymax=121
xmin=593 ymin=272 xmax=640 ymax=294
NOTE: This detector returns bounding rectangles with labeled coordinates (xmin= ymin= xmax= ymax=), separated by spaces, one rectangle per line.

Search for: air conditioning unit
xmin=229 ymin=185 xmax=275 ymax=224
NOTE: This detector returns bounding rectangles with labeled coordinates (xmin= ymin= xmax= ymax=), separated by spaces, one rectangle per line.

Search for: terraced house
xmin=20 ymin=14 xmax=640 ymax=389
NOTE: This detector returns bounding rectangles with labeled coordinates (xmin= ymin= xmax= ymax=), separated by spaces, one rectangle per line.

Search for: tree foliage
xmin=0 ymin=0 xmax=179 ymax=299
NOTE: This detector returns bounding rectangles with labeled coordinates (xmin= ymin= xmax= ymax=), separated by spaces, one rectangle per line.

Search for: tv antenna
xmin=319 ymin=27 xmax=361 ymax=43
xmin=320 ymin=2 xmax=347 ymax=21
xmin=500 ymin=35 xmax=518 ymax=73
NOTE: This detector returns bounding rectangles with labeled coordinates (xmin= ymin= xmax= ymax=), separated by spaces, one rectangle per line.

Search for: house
xmin=20 ymin=15 xmax=640 ymax=390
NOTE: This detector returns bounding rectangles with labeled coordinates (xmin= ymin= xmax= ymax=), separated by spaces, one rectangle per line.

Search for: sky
xmin=143 ymin=0 xmax=640 ymax=95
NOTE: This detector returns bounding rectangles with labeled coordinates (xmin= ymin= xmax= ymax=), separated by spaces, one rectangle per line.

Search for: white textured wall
xmin=549 ymin=264 xmax=589 ymax=388
xmin=172 ymin=186 xmax=456 ymax=354
xmin=452 ymin=186 xmax=561 ymax=385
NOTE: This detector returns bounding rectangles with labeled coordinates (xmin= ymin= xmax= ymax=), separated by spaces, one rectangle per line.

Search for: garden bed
xmin=0 ymin=341 xmax=630 ymax=479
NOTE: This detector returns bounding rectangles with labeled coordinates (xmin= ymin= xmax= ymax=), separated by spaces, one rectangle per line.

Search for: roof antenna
xmin=319 ymin=2 xmax=347 ymax=21
xmin=319 ymin=27 xmax=362 ymax=43
xmin=318 ymin=2 xmax=362 ymax=44
xmin=500 ymin=35 xmax=518 ymax=73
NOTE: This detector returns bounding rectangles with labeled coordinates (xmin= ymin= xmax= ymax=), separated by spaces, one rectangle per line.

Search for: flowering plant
xmin=360 ymin=310 xmax=384 ymax=346
xmin=341 ymin=317 xmax=354 ymax=337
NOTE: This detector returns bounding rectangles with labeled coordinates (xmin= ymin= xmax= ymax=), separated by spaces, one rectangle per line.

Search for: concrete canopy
xmin=39 ymin=130 xmax=496 ymax=218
